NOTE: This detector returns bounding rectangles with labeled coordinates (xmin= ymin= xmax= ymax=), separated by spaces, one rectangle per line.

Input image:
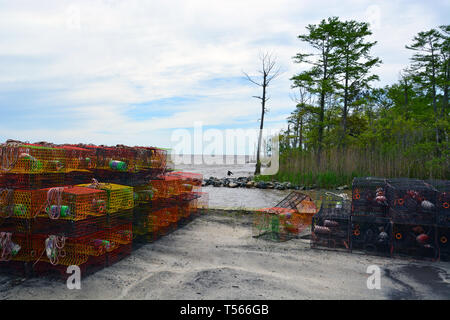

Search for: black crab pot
xmin=311 ymin=192 xmax=351 ymax=252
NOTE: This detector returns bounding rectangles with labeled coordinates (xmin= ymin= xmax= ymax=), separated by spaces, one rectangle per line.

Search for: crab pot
xmin=0 ymin=173 xmax=65 ymax=190
xmin=132 ymin=205 xmax=163 ymax=238
xmin=32 ymin=254 xmax=106 ymax=280
xmin=106 ymin=209 xmax=133 ymax=228
xmin=59 ymin=145 xmax=96 ymax=171
xmin=253 ymin=207 xmax=306 ymax=242
xmin=150 ymin=176 xmax=183 ymax=201
xmin=132 ymin=147 xmax=167 ymax=172
xmin=1 ymin=231 xmax=32 ymax=263
xmin=106 ymin=243 xmax=132 ymax=267
xmin=427 ymin=180 xmax=450 ymax=228
xmin=0 ymin=144 xmax=67 ymax=174
xmin=391 ymin=223 xmax=438 ymax=260
xmin=350 ymin=216 xmax=392 ymax=256
xmin=0 ymin=260 xmax=32 ymax=277
xmin=64 ymin=171 xmax=93 ymax=186
xmin=32 ymin=215 xmax=106 ymax=238
xmin=0 ymin=217 xmax=33 ymax=234
xmin=148 ymin=207 xmax=172 ymax=235
xmin=351 ymin=177 xmax=389 ymax=218
xmin=167 ymin=171 xmax=203 ymax=189
xmin=30 ymin=230 xmax=111 ymax=268
xmin=275 ymin=191 xmax=315 ymax=211
xmin=147 ymin=148 xmax=167 ymax=170
xmin=386 ymin=178 xmax=437 ymax=225
xmin=437 ymin=227 xmax=450 ymax=261
xmin=311 ymin=193 xmax=351 ymax=251
xmin=133 ymin=185 xmax=154 ymax=205
xmin=81 ymin=145 xmax=131 ymax=172
xmin=104 ymin=223 xmax=133 ymax=253
xmin=77 ymin=183 xmax=134 ymax=214
xmin=178 ymin=203 xmax=195 ymax=226
xmin=36 ymin=186 xmax=108 ymax=221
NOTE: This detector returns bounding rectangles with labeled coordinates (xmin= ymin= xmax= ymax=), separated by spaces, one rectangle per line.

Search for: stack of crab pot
xmin=427 ymin=179 xmax=450 ymax=261
xmin=386 ymin=178 xmax=439 ymax=260
xmin=350 ymin=177 xmax=392 ymax=256
xmin=0 ymin=140 xmax=208 ymax=280
xmin=132 ymin=171 xmax=208 ymax=246
xmin=0 ymin=142 xmax=102 ymax=278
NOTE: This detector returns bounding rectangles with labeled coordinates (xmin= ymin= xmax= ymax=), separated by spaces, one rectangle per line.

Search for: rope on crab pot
xmin=0 ymin=188 xmax=15 ymax=218
xmin=0 ymin=145 xmax=21 ymax=172
xmin=33 ymin=187 xmax=67 ymax=219
xmin=33 ymin=235 xmax=67 ymax=266
xmin=0 ymin=232 xmax=21 ymax=262
xmin=88 ymin=178 xmax=111 ymax=190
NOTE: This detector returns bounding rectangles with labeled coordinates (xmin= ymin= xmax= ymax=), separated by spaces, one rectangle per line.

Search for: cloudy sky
xmin=0 ymin=0 xmax=448 ymax=153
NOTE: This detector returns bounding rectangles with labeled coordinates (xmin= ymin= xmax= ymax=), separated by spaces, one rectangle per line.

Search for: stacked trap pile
xmin=0 ymin=141 xmax=208 ymax=279
xmin=132 ymin=171 xmax=208 ymax=245
xmin=310 ymin=177 xmax=450 ymax=261
xmin=350 ymin=177 xmax=391 ymax=256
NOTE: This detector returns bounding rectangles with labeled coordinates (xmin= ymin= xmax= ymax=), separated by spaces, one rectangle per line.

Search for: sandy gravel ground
xmin=0 ymin=210 xmax=449 ymax=300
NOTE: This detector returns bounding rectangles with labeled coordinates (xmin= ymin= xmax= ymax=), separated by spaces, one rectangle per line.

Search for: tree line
xmin=274 ymin=17 xmax=449 ymax=186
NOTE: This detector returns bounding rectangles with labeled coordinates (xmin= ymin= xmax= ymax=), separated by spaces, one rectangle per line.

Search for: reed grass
xmin=256 ymin=147 xmax=449 ymax=188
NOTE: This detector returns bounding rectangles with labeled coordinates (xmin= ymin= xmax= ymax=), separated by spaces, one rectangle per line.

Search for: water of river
xmin=172 ymin=154 xmax=291 ymax=209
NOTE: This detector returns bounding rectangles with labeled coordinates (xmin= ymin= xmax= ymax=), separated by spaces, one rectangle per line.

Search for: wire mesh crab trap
xmin=311 ymin=192 xmax=351 ymax=251
xmin=77 ymin=182 xmax=134 ymax=214
xmin=352 ymin=177 xmax=388 ymax=218
xmin=0 ymin=230 xmax=32 ymax=263
xmin=32 ymin=215 xmax=106 ymax=238
xmin=350 ymin=216 xmax=392 ymax=256
xmin=105 ymin=223 xmax=132 ymax=266
xmin=30 ymin=230 xmax=112 ymax=272
xmin=386 ymin=178 xmax=438 ymax=225
xmin=391 ymin=223 xmax=438 ymax=260
xmin=427 ymin=180 xmax=450 ymax=227
xmin=59 ymin=145 xmax=96 ymax=171
xmin=131 ymin=205 xmax=159 ymax=245
xmin=0 ymin=173 xmax=66 ymax=190
xmin=32 ymin=254 xmax=106 ymax=280
xmin=133 ymin=184 xmax=154 ymax=205
xmin=0 ymin=144 xmax=68 ymax=174
xmin=437 ymin=227 xmax=450 ymax=261
xmin=35 ymin=186 xmax=108 ymax=221
xmin=253 ymin=207 xmax=305 ymax=242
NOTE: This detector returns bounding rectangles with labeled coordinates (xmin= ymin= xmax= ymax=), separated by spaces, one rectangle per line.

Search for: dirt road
xmin=0 ymin=210 xmax=449 ymax=299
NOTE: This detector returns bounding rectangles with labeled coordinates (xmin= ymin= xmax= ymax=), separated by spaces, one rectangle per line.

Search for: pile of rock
xmin=201 ymin=176 xmax=349 ymax=191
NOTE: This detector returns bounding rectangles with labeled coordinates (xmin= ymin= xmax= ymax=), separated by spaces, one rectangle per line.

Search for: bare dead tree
xmin=243 ymin=52 xmax=281 ymax=175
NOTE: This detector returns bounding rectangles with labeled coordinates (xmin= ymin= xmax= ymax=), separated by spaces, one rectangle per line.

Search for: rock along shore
xmin=202 ymin=176 xmax=349 ymax=191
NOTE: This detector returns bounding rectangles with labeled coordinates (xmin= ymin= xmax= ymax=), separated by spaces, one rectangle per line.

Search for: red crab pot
xmin=311 ymin=193 xmax=351 ymax=251
xmin=427 ymin=180 xmax=450 ymax=228
xmin=386 ymin=178 xmax=438 ymax=225
xmin=350 ymin=216 xmax=392 ymax=256
xmin=0 ymin=173 xmax=66 ymax=190
xmin=352 ymin=177 xmax=389 ymax=218
xmin=437 ymin=227 xmax=450 ymax=261
xmin=391 ymin=223 xmax=438 ymax=260
xmin=106 ymin=243 xmax=132 ymax=267
xmin=32 ymin=215 xmax=106 ymax=238
xmin=32 ymin=254 xmax=106 ymax=280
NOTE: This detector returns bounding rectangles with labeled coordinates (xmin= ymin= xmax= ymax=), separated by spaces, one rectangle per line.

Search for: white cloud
xmin=0 ymin=0 xmax=447 ymax=151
